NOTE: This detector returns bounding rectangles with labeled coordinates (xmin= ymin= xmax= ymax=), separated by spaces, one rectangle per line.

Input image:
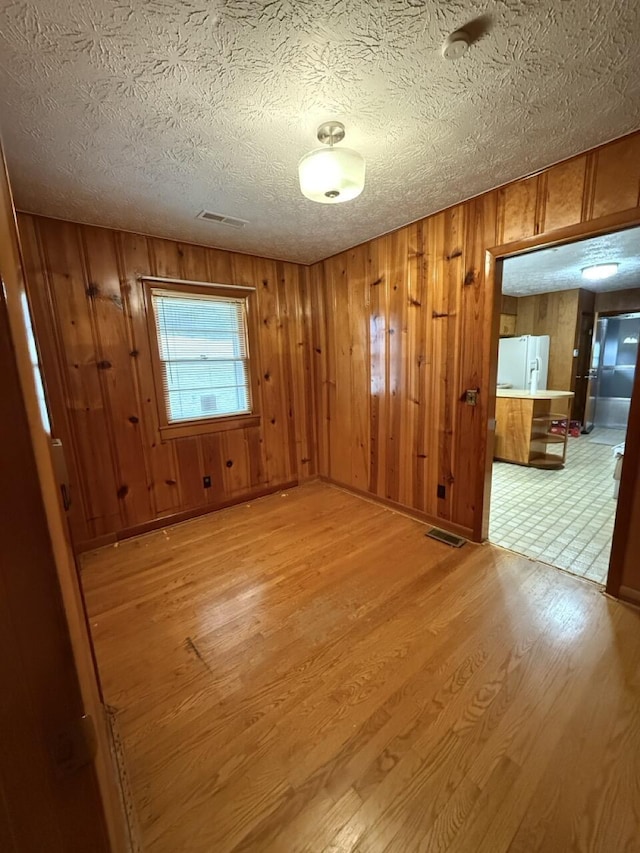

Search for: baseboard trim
xmin=75 ymin=532 xmax=118 ymax=553
xmin=104 ymin=705 xmax=142 ymax=853
xmin=619 ymin=585 xmax=640 ymax=607
xmin=319 ymin=476 xmax=475 ymax=542
xmin=76 ymin=481 xmax=299 ymax=553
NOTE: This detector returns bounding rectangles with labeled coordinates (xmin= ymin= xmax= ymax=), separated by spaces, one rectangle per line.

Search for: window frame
xmin=142 ymin=278 xmax=261 ymax=439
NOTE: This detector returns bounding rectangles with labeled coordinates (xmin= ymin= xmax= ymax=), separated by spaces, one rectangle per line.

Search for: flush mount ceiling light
xmin=581 ymin=263 xmax=619 ymax=281
xmin=298 ymin=121 xmax=365 ymax=204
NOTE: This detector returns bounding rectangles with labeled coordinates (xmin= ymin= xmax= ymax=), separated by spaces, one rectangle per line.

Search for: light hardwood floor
xmin=81 ymin=482 xmax=640 ymax=852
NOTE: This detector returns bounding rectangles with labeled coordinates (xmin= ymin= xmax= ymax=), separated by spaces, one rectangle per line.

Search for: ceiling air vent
xmin=196 ymin=210 xmax=248 ymax=228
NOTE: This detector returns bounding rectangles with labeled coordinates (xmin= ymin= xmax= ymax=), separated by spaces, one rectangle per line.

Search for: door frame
xmin=0 ymin=142 xmax=130 ymax=849
xmin=588 ymin=307 xmax=640 ymax=432
xmin=480 ymin=208 xmax=640 ymax=596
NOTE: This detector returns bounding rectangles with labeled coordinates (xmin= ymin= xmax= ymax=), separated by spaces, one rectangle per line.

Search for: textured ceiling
xmin=502 ymin=227 xmax=640 ymax=297
xmin=1 ymin=1 xmax=640 ymax=264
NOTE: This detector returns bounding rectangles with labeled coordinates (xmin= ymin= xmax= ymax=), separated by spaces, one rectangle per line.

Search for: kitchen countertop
xmin=496 ymin=389 xmax=575 ymax=400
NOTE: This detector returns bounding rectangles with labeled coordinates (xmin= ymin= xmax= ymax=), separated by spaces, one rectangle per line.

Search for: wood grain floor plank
xmin=81 ymin=482 xmax=640 ymax=852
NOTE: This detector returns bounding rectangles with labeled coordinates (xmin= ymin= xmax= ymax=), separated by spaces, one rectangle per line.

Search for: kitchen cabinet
xmin=494 ymin=389 xmax=574 ymax=469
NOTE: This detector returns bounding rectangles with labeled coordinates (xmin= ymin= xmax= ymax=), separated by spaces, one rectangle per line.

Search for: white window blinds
xmin=151 ymin=288 xmax=251 ymax=423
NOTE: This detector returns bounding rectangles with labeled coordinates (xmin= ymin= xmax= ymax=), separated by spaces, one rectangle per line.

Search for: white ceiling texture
xmin=502 ymin=226 xmax=640 ymax=297
xmin=1 ymin=0 xmax=639 ymax=264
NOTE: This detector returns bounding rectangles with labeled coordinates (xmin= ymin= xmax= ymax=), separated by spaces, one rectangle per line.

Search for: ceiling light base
xmin=317 ymin=121 xmax=346 ymax=146
xmin=442 ymin=30 xmax=471 ymax=61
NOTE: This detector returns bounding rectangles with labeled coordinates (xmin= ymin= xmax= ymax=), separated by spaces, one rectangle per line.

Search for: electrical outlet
xmin=437 ymin=484 xmax=446 ymax=499
xmin=203 ymin=475 xmax=211 ymax=489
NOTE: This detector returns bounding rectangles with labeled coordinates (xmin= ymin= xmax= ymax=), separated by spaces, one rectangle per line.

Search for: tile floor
xmin=489 ymin=427 xmax=625 ymax=584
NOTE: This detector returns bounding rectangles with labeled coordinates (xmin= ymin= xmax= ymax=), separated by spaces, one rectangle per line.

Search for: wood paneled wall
xmin=499 ymin=295 xmax=518 ymax=337
xmin=595 ymin=286 xmax=640 ymax=314
xmin=19 ymin=215 xmax=316 ymax=549
xmin=515 ymin=289 xmax=582 ymax=391
xmin=18 ymin=132 xmax=640 ymax=551
xmin=310 ymin=132 xmax=640 ymax=537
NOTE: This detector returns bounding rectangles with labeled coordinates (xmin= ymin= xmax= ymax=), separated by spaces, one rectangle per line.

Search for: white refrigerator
xmin=497 ymin=335 xmax=550 ymax=391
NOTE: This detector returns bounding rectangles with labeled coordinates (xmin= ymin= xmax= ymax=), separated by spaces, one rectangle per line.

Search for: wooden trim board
xmin=606 ymin=337 xmax=640 ymax=598
xmin=318 ymin=476 xmax=474 ymax=542
xmin=77 ymin=480 xmax=299 ymax=553
xmin=619 ymin=586 xmax=640 ymax=607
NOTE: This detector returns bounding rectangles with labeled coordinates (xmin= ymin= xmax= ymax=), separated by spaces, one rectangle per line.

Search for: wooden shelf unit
xmin=495 ymin=394 xmax=573 ymax=469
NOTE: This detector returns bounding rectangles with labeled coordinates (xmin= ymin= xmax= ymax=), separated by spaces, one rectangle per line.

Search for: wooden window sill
xmin=159 ymin=414 xmax=260 ymax=440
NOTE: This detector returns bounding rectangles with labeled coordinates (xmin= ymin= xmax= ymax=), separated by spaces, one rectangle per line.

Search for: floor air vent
xmin=427 ymin=527 xmax=466 ymax=548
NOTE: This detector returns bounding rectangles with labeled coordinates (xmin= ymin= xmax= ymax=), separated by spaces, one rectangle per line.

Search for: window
xmin=146 ymin=281 xmax=258 ymax=437
xmin=21 ymin=292 xmax=52 ymax=434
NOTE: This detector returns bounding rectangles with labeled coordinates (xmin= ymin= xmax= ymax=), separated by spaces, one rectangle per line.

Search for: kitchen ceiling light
xmin=581 ymin=263 xmax=619 ymax=281
xmin=298 ymin=121 xmax=365 ymax=204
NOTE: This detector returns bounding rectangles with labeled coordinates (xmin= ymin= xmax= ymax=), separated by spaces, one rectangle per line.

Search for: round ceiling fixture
xmin=298 ymin=121 xmax=365 ymax=204
xmin=581 ymin=263 xmax=619 ymax=281
xmin=441 ymin=29 xmax=471 ymax=61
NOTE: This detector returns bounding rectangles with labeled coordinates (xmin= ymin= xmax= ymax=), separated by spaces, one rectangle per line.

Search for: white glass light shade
xmin=298 ymin=147 xmax=365 ymax=204
xmin=581 ymin=263 xmax=618 ymax=281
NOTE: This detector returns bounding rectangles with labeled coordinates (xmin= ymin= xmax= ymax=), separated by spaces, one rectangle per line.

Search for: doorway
xmin=585 ymin=311 xmax=640 ymax=434
xmin=487 ymin=225 xmax=640 ymax=586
